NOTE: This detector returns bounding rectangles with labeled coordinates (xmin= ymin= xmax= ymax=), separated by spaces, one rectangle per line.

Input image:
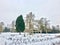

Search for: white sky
xmin=0 ymin=0 xmax=60 ymax=26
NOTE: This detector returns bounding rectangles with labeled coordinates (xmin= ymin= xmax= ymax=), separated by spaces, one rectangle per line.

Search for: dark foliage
xmin=16 ymin=15 xmax=25 ymax=32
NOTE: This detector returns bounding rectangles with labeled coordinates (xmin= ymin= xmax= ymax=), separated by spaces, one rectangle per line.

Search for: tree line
xmin=9 ymin=12 xmax=60 ymax=33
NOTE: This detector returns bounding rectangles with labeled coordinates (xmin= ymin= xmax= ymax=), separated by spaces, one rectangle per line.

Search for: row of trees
xmin=25 ymin=12 xmax=51 ymax=33
xmin=15 ymin=12 xmax=60 ymax=33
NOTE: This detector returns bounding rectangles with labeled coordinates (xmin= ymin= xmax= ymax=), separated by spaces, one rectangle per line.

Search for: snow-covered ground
xmin=0 ymin=32 xmax=60 ymax=45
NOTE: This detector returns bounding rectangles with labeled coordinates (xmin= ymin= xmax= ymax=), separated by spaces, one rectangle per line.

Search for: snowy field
xmin=0 ymin=32 xmax=60 ymax=45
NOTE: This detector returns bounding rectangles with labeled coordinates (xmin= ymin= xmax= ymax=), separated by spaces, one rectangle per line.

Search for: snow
xmin=0 ymin=32 xmax=60 ymax=45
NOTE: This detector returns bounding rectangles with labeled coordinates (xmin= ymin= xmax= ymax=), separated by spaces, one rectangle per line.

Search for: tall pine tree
xmin=16 ymin=15 xmax=25 ymax=32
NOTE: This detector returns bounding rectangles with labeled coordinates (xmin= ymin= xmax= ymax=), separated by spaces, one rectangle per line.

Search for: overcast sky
xmin=0 ymin=0 xmax=60 ymax=26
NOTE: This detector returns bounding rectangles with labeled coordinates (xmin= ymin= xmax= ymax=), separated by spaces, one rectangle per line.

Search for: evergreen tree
xmin=16 ymin=15 xmax=25 ymax=32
